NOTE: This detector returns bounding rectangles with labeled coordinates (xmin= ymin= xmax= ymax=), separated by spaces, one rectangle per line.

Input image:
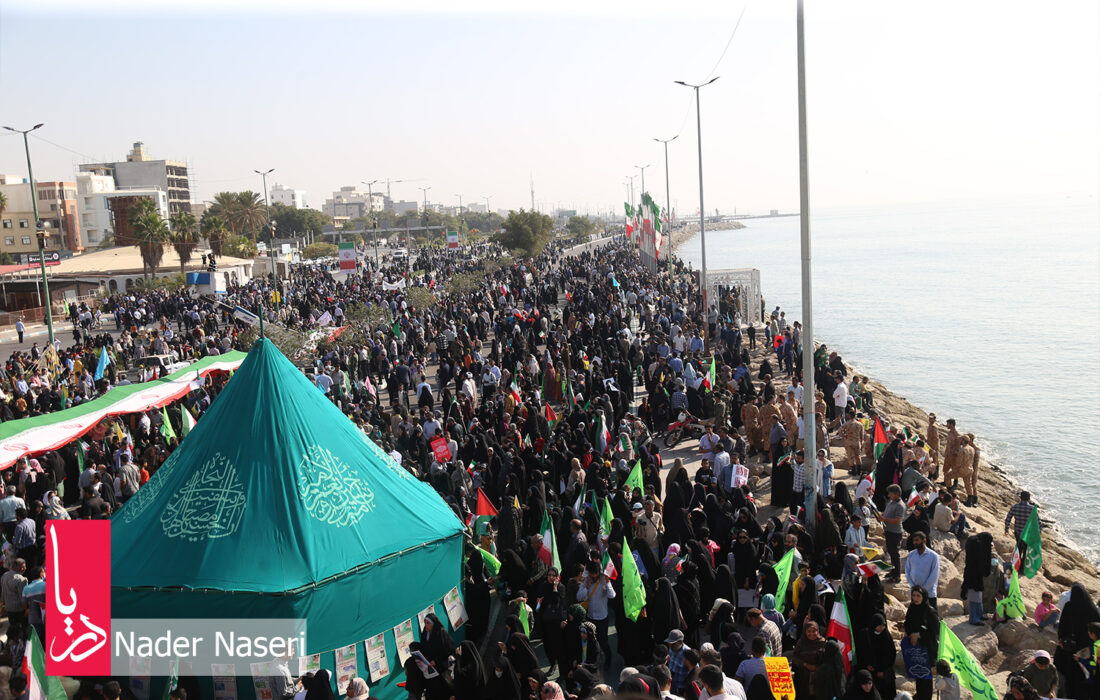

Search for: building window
xmin=21 ymin=236 xmax=31 ymax=245
xmin=2 ymin=220 xmax=10 ymax=229
xmin=19 ymin=219 xmax=28 ymax=228
xmin=4 ymin=237 xmax=13 ymax=246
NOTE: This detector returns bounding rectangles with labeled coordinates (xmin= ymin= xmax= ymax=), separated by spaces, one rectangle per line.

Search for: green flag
xmin=997 ymin=568 xmax=1026 ymax=619
xmin=599 ymin=497 xmax=613 ymax=540
xmin=518 ymin=599 xmax=531 ymax=636
xmin=160 ymin=407 xmax=176 ymax=441
xmin=625 ymin=460 xmax=644 ymax=493
xmin=1015 ymin=506 xmax=1043 ymax=578
xmin=162 ymin=657 xmax=180 ymax=700
xmin=25 ymin=628 xmax=68 ymax=700
xmin=621 ymin=541 xmax=647 ymax=621
xmin=475 ymin=546 xmax=501 ymax=577
xmin=773 ymin=549 xmax=796 ymax=614
xmin=938 ymin=621 xmax=998 ymax=700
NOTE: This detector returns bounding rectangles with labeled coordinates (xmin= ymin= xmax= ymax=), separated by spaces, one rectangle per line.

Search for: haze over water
xmin=676 ymin=194 xmax=1100 ymax=565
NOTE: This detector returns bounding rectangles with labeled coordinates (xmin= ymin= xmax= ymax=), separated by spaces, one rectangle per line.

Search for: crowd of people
xmin=1 ymin=235 xmax=1098 ymax=700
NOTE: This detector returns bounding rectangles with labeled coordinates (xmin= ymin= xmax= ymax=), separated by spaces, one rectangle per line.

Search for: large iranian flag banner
xmin=338 ymin=241 xmax=357 ymax=270
xmin=0 ymin=352 xmax=245 ymax=469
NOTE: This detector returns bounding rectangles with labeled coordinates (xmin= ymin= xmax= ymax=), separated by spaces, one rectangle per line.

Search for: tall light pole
xmin=635 ymin=164 xmax=651 ymax=267
xmin=362 ymin=179 xmax=379 ymax=266
xmin=626 ymin=174 xmax=636 ymax=243
xmin=675 ymin=75 xmax=720 ymax=352
xmin=654 ymin=135 xmax=678 ymax=277
xmin=796 ymin=0 xmax=818 ymax=528
xmin=483 ymin=196 xmax=491 ymax=214
xmin=4 ymin=123 xmax=52 ymax=344
xmin=254 ymin=168 xmax=277 ymax=310
xmin=418 ymin=186 xmax=431 ymax=247
xmin=454 ymin=195 xmax=464 ymax=248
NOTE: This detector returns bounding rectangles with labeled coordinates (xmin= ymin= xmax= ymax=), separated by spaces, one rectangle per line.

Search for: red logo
xmin=46 ymin=521 xmax=111 ymax=675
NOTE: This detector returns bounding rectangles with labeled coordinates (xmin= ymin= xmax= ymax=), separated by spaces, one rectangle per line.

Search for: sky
xmin=1 ymin=0 xmax=1097 ymax=217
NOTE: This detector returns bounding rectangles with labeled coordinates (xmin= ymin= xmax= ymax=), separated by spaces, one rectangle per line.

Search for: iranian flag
xmin=856 ymin=560 xmax=894 ymax=578
xmin=540 ymin=511 xmax=561 ymax=571
xmin=601 ymin=550 xmax=618 ymax=580
xmin=597 ymin=413 xmax=611 ymax=455
xmin=510 ymin=382 xmax=523 ymax=405
xmin=701 ymin=356 xmax=717 ymax=391
xmin=826 ymin=589 xmax=855 ymax=673
xmin=24 ymin=628 xmax=66 ymax=700
xmin=872 ymin=416 xmax=889 ymax=462
xmin=907 ymin=488 xmax=921 ymax=507
xmin=468 ymin=489 xmax=498 ymax=530
xmin=180 ymin=405 xmax=196 ymax=436
xmin=624 ymin=203 xmax=635 ymax=236
xmin=573 ymin=486 xmax=588 ymax=514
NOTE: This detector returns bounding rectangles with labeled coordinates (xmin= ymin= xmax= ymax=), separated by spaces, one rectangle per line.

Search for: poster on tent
xmin=212 ymin=664 xmax=238 ymax=700
xmin=335 ymin=643 xmax=359 ymax=694
xmin=365 ymin=632 xmax=390 ymax=682
xmin=251 ymin=662 xmax=275 ymax=700
xmin=298 ymin=654 xmax=321 ymax=676
xmin=418 ymin=605 xmax=435 ymax=632
xmin=129 ymin=656 xmax=152 ymax=700
xmin=394 ymin=619 xmax=415 ymax=667
xmin=443 ymin=586 xmax=469 ymax=630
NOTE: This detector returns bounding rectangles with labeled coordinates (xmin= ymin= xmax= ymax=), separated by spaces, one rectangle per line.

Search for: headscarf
xmin=504 ymin=632 xmax=539 ymax=678
xmin=814 ymin=638 xmax=847 ymax=700
xmin=486 ymin=657 xmax=523 ymax=700
xmin=345 ymin=678 xmax=369 ymax=700
xmin=454 ymin=640 xmax=485 ymax=691
xmin=1059 ymin=582 xmax=1100 ymax=649
xmin=541 ymin=681 xmax=565 ymax=700
xmin=663 ymin=543 xmax=682 ymax=566
xmin=304 ymin=670 xmax=335 ymax=700
xmin=761 ymin=593 xmax=777 ymax=612
xmin=43 ymin=491 xmax=70 ymax=520
xmin=842 ymin=670 xmax=882 ymax=700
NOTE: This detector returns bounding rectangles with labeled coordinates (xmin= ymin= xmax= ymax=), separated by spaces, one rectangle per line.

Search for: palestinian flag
xmin=468 ymin=489 xmax=498 ymax=531
xmin=827 ymin=589 xmax=855 ymax=673
xmin=856 ymin=560 xmax=894 ymax=578
xmin=545 ymin=403 xmax=558 ymax=428
xmin=872 ymin=417 xmax=889 ymax=462
xmin=540 ymin=511 xmax=561 ymax=571
xmin=23 ymin=628 xmax=67 ymax=700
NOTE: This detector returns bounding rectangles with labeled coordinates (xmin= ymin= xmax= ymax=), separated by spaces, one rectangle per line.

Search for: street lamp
xmin=675 ymin=75 xmax=720 ymax=352
xmin=253 ymin=168 xmax=276 ymax=309
xmin=3 ymin=123 xmax=52 ymax=344
xmin=418 ymin=186 xmax=431 ymax=247
xmin=635 ymin=164 xmax=652 ymax=268
xmin=654 ymin=135 xmax=679 ymax=277
xmin=362 ymin=179 xmax=380 ymax=266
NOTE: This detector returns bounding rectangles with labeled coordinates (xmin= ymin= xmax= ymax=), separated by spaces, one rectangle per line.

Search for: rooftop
xmin=50 ymin=246 xmax=253 ymax=278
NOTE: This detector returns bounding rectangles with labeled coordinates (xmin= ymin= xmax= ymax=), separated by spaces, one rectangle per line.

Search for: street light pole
xmin=635 ymin=164 xmax=651 ymax=269
xmin=418 ymin=186 xmax=431 ymax=247
xmin=4 ymin=123 xmax=52 ymax=344
xmin=254 ymin=168 xmax=276 ymax=311
xmin=363 ymin=179 xmax=379 ymax=267
xmin=454 ymin=194 xmax=464 ymax=248
xmin=675 ymin=76 xmax=720 ymax=353
xmin=654 ymin=136 xmax=678 ymax=277
xmin=796 ymin=0 xmax=819 ymax=528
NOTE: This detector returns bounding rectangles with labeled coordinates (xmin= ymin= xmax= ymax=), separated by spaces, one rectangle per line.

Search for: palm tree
xmin=0 ymin=191 xmax=8 ymax=221
xmin=235 ymin=191 xmax=267 ymax=241
xmin=169 ymin=211 xmax=198 ymax=276
xmin=209 ymin=192 xmax=241 ymax=235
xmin=130 ymin=202 xmax=170 ymax=279
xmin=201 ymin=215 xmax=228 ymax=255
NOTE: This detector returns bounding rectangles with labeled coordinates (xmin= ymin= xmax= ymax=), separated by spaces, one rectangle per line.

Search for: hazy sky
xmin=1 ymin=0 xmax=1097 ymax=217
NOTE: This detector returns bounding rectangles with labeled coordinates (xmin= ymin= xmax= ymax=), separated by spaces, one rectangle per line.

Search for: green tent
xmin=112 ymin=339 xmax=465 ymax=699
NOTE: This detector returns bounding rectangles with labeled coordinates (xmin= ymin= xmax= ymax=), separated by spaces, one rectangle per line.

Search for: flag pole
xmin=796 ymin=0 xmax=818 ymax=532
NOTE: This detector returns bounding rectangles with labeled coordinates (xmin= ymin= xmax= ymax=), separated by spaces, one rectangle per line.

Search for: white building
xmin=74 ymin=172 xmax=170 ymax=247
xmin=322 ymin=186 xmax=385 ymax=219
xmin=389 ymin=200 xmax=420 ymax=216
xmin=270 ymin=182 xmax=307 ymax=209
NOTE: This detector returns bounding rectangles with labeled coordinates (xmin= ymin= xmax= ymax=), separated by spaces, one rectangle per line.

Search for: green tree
xmin=222 ymin=234 xmax=258 ymax=259
xmin=209 ymin=192 xmax=241 ymax=235
xmin=129 ymin=200 xmax=170 ymax=279
xmin=303 ymin=242 xmax=338 ymax=259
xmin=234 ymin=191 xmax=268 ymax=240
xmin=201 ymin=214 xmax=228 ymax=255
xmin=566 ymin=215 xmax=597 ymax=241
xmin=0 ymin=252 xmax=13 ymax=265
xmin=270 ymin=203 xmax=330 ymax=239
xmin=496 ymin=209 xmax=554 ymax=256
xmin=169 ymin=211 xmax=198 ymax=276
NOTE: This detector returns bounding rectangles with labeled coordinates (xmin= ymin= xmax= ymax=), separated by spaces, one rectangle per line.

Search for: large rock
xmin=885 ymin=595 xmax=908 ymax=621
xmin=939 ymin=599 xmax=966 ymax=618
xmin=939 ymin=557 xmax=962 ymax=600
xmin=950 ymin=618 xmax=1000 ymax=663
xmin=930 ymin=528 xmax=963 ymax=562
xmin=995 ymin=619 xmax=1058 ymax=653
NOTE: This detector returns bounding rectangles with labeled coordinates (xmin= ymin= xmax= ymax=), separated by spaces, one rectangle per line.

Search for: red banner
xmin=46 ymin=521 xmax=112 ymax=675
xmin=431 ymin=435 xmax=452 ymax=463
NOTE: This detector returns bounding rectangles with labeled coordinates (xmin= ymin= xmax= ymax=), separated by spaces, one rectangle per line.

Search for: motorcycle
xmin=664 ymin=410 xmax=714 ymax=448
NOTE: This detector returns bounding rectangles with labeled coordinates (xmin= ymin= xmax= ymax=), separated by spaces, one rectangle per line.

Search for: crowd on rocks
xmin=2 ymin=237 xmax=1099 ymax=700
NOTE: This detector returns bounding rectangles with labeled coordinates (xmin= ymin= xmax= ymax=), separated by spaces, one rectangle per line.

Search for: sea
xmin=675 ymin=194 xmax=1100 ymax=566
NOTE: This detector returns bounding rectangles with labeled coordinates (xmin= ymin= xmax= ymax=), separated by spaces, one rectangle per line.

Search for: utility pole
xmin=675 ymin=76 xmax=720 ymax=353
xmin=254 ymin=168 xmax=277 ymax=310
xmin=530 ymin=174 xmax=535 ymax=212
xmin=419 ymin=186 xmax=431 ymax=247
xmin=796 ymin=0 xmax=818 ymax=528
xmin=654 ymin=136 xmax=678 ymax=277
xmin=363 ymin=179 xmax=379 ymax=266
xmin=635 ymin=164 xmax=650 ymax=269
xmin=4 ymin=123 xmax=53 ymax=344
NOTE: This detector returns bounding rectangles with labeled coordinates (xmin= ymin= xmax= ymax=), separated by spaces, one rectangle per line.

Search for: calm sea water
xmin=676 ymin=195 xmax=1100 ymax=564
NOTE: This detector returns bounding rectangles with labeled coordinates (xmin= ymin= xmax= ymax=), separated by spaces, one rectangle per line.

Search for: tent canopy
xmin=112 ymin=337 xmax=464 ymax=599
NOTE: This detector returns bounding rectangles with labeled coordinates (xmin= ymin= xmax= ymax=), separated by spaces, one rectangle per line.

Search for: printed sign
xmin=365 ymin=632 xmax=390 ymax=682
xmin=901 ymin=637 xmax=933 ymax=679
xmin=212 ymin=664 xmax=238 ymax=700
xmin=250 ymin=662 xmax=274 ymax=700
xmin=335 ymin=643 xmax=358 ymax=694
xmin=764 ymin=656 xmax=795 ymax=698
xmin=431 ymin=435 xmax=452 ymax=463
xmin=47 ymin=521 xmax=111 ymax=676
xmin=393 ymin=619 xmax=415 ymax=667
xmin=417 ymin=606 xmax=435 ymax=633
xmin=443 ymin=586 xmax=469 ymax=630
xmin=298 ymin=654 xmax=321 ymax=676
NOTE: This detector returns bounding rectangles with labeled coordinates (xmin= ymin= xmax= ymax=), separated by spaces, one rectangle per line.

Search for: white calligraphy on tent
xmin=297 ymin=445 xmax=375 ymax=527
